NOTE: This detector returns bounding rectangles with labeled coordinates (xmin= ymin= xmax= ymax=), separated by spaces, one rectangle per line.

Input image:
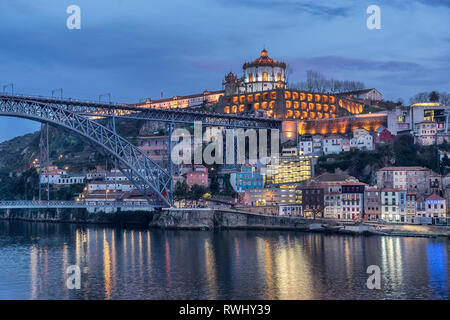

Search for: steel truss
xmin=0 ymin=94 xmax=282 ymax=129
xmin=0 ymin=96 xmax=171 ymax=207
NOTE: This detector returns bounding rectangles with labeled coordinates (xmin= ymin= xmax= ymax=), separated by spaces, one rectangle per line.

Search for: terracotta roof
xmin=243 ymin=49 xmax=286 ymax=69
xmin=379 ymin=166 xmax=429 ymax=171
xmin=426 ymin=194 xmax=445 ymax=201
xmin=339 ymin=88 xmax=380 ymax=95
xmin=381 ymin=188 xmax=406 ymax=192
xmin=341 ymin=182 xmax=368 ymax=186
xmin=314 ymin=173 xmax=352 ymax=182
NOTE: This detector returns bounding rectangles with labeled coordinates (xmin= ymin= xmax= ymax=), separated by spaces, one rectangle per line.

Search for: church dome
xmin=243 ymin=49 xmax=286 ymax=69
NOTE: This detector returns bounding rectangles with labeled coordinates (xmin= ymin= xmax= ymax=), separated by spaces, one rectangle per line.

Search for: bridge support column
xmin=166 ymin=121 xmax=174 ymax=205
xmin=39 ymin=123 xmax=50 ymax=201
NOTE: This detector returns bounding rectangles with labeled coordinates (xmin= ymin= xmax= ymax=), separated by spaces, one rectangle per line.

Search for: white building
xmin=87 ymin=181 xmax=135 ymax=192
xmin=416 ymin=121 xmax=437 ymax=146
xmin=323 ymin=135 xmax=342 ymax=155
xmin=40 ymin=169 xmax=67 ymax=184
xmin=381 ymin=189 xmax=407 ymax=222
xmin=324 ymin=185 xmax=342 ymax=219
xmin=299 ymin=135 xmax=313 ymax=155
xmin=425 ymin=194 xmax=446 ymax=218
xmin=342 ymin=88 xmax=383 ymax=102
xmin=350 ymin=134 xmax=374 ymax=151
xmin=243 ymin=49 xmax=286 ymax=93
xmin=40 ymin=170 xmax=86 ymax=185
xmin=312 ymin=135 xmax=324 ymax=155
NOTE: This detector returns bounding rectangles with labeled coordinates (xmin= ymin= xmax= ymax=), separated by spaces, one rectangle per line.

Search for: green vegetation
xmin=0 ymin=168 xmax=84 ymax=200
xmin=173 ymin=181 xmax=208 ymax=201
xmin=316 ymin=134 xmax=449 ymax=184
xmin=0 ymin=168 xmax=39 ymax=200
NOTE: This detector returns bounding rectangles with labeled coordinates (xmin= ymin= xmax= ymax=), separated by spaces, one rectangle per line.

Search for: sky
xmin=0 ymin=0 xmax=449 ymax=142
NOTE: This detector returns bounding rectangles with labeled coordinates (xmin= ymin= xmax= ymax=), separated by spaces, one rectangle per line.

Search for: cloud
xmin=285 ymin=56 xmax=422 ymax=74
xmin=214 ymin=0 xmax=352 ymax=17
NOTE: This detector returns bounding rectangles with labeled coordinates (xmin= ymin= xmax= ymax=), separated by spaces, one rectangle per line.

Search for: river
xmin=0 ymin=220 xmax=448 ymax=300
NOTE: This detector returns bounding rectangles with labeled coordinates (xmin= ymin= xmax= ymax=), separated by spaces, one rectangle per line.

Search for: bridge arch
xmin=0 ymin=96 xmax=172 ymax=207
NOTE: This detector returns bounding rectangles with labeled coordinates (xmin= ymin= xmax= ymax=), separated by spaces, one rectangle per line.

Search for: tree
xmin=440 ymin=92 xmax=450 ymax=106
xmin=409 ymin=92 xmax=429 ymax=104
xmin=429 ymin=91 xmax=440 ymax=102
xmin=190 ymin=184 xmax=207 ymax=200
xmin=174 ymin=180 xmax=189 ymax=200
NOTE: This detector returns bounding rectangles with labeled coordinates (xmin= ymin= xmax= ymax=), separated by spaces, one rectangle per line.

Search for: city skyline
xmin=1 ymin=0 xmax=450 ymax=142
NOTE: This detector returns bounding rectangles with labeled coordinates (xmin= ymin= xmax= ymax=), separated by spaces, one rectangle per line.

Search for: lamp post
xmin=2 ymin=83 xmax=13 ymax=95
xmin=52 ymin=88 xmax=63 ymax=99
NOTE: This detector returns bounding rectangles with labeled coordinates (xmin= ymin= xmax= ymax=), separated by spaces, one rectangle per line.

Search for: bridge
xmin=0 ymin=200 xmax=154 ymax=209
xmin=0 ymin=94 xmax=282 ymax=129
xmin=0 ymin=93 xmax=281 ymax=209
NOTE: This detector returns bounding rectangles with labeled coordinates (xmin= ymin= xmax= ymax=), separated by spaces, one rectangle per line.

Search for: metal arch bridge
xmin=0 ymin=96 xmax=172 ymax=208
xmin=0 ymin=94 xmax=282 ymax=130
xmin=0 ymin=94 xmax=281 ymax=209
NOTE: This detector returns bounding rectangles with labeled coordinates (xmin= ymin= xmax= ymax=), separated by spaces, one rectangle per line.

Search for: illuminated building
xmin=387 ymin=103 xmax=450 ymax=135
xmin=134 ymin=90 xmax=224 ymax=110
xmin=381 ymin=188 xmax=407 ymax=222
xmin=242 ymin=49 xmax=286 ymax=93
xmin=301 ymin=183 xmax=325 ymax=218
xmin=243 ymin=184 xmax=302 ymax=207
xmin=324 ymin=185 xmax=342 ymax=219
xmin=406 ymin=192 xmax=417 ymax=223
xmin=132 ymin=49 xmax=386 ymax=136
xmin=424 ymin=194 xmax=446 ymax=218
xmin=235 ymin=164 xmax=264 ymax=192
xmin=265 ymin=148 xmax=313 ymax=185
xmin=341 ymin=182 xmax=367 ymax=221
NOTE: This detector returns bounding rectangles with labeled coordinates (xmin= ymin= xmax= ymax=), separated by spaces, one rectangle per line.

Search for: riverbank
xmin=150 ymin=208 xmax=450 ymax=238
xmin=1 ymin=207 xmax=448 ymax=238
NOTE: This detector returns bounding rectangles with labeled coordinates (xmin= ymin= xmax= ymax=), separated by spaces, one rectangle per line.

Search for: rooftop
xmin=379 ymin=166 xmax=429 ymax=171
xmin=243 ymin=49 xmax=286 ymax=69
xmin=314 ymin=173 xmax=353 ymax=182
xmin=426 ymin=194 xmax=445 ymax=201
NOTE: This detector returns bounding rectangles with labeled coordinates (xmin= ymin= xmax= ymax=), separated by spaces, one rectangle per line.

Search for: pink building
xmin=186 ymin=165 xmax=210 ymax=188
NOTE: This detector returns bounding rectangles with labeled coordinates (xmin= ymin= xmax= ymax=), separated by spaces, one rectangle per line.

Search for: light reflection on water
xmin=0 ymin=220 xmax=448 ymax=300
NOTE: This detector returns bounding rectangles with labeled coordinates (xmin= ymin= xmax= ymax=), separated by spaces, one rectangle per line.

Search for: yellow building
xmin=265 ymin=154 xmax=313 ymax=185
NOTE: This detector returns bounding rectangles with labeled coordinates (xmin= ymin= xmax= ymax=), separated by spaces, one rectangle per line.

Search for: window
xmin=263 ymin=72 xmax=268 ymax=82
xmin=249 ymin=73 xmax=253 ymax=82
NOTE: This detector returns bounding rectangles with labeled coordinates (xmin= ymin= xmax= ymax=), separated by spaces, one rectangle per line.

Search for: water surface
xmin=0 ymin=220 xmax=448 ymax=299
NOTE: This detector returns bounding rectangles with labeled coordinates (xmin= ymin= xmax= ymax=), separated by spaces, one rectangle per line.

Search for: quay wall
xmin=0 ymin=208 xmax=154 ymax=226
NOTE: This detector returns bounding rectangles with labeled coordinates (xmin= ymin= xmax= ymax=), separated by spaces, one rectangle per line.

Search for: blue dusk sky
xmin=0 ymin=0 xmax=449 ymax=142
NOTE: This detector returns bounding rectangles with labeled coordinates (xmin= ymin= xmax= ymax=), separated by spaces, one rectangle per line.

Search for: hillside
xmin=0 ymin=119 xmax=165 ymax=175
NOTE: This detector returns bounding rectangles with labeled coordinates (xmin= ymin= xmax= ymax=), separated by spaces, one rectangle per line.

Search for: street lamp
xmin=99 ymin=93 xmax=111 ymax=104
xmin=52 ymin=88 xmax=63 ymax=99
xmin=2 ymin=83 xmax=13 ymax=95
